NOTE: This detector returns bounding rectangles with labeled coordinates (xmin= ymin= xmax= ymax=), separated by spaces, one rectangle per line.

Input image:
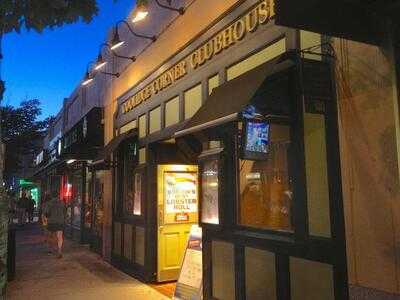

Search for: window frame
xmin=115 ymin=138 xmax=145 ymax=222
xmin=234 ymin=118 xmax=296 ymax=238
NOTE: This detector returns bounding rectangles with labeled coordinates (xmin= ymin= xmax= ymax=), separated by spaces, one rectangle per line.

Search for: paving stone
xmin=7 ymin=224 xmax=169 ymax=300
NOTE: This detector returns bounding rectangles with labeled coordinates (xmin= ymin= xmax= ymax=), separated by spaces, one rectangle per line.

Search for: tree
xmin=0 ymin=1 xmax=98 ymax=33
xmin=1 ymin=99 xmax=53 ymax=182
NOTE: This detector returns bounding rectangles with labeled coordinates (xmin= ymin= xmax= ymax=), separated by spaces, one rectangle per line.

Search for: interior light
xmin=67 ymin=159 xmax=76 ymax=164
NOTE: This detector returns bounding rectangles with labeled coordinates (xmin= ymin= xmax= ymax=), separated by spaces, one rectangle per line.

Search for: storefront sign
xmin=164 ymin=172 xmax=198 ymax=218
xmin=174 ymin=225 xmax=203 ymax=300
xmin=122 ymin=0 xmax=275 ymax=114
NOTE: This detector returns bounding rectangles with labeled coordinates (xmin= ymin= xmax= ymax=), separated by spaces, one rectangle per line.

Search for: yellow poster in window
xmin=164 ymin=171 xmax=198 ymax=224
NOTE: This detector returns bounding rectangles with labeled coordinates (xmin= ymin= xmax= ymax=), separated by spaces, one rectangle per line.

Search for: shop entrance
xmin=157 ymin=164 xmax=199 ymax=282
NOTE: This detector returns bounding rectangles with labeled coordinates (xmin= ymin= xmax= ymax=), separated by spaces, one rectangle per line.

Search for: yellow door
xmin=157 ymin=164 xmax=199 ymax=282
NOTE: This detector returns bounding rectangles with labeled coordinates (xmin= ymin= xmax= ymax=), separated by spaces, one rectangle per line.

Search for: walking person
xmin=41 ymin=193 xmax=52 ymax=253
xmin=42 ymin=191 xmax=66 ymax=259
xmin=17 ymin=191 xmax=29 ymax=226
xmin=27 ymin=194 xmax=35 ymax=223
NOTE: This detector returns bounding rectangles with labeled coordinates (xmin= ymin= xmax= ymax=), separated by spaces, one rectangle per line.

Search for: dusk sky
xmin=2 ymin=0 xmax=135 ymax=119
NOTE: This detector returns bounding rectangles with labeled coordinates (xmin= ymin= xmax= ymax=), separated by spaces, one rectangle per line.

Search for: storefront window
xmin=133 ymin=172 xmax=142 ymax=215
xmin=238 ymin=124 xmax=293 ymax=231
xmin=93 ymin=171 xmax=104 ymax=237
xmin=72 ymin=173 xmax=82 ymax=228
xmin=201 ymin=160 xmax=219 ymax=224
xmin=84 ymin=171 xmax=92 ymax=228
xmin=119 ymin=138 xmax=142 ymax=216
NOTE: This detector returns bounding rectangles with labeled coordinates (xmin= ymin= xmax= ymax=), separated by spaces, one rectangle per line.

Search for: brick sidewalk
xmin=6 ymin=224 xmax=169 ymax=300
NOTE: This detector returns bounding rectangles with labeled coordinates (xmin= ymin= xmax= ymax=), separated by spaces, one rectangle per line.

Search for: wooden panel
xmin=124 ymin=224 xmax=133 ymax=261
xmin=165 ymin=96 xmax=180 ymax=128
xmin=304 ymin=113 xmax=331 ymax=237
xmin=212 ymin=240 xmax=235 ymax=300
xmin=120 ymin=120 xmax=137 ymax=134
xmin=300 ymin=30 xmax=322 ymax=60
xmin=245 ymin=247 xmax=277 ymax=300
xmin=149 ymin=106 xmax=161 ymax=134
xmin=290 ymin=257 xmax=334 ymax=300
xmin=184 ymin=84 xmax=202 ymax=120
xmin=113 ymin=222 xmax=121 ymax=256
xmin=208 ymin=74 xmax=219 ymax=95
xmin=226 ymin=38 xmax=286 ymax=81
xmin=139 ymin=148 xmax=146 ymax=165
xmin=139 ymin=114 xmax=147 ymax=138
xmin=164 ymin=232 xmax=180 ymax=268
xmin=135 ymin=226 xmax=145 ymax=266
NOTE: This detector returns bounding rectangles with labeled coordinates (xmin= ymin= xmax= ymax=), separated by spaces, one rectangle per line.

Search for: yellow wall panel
xmin=165 ymin=96 xmax=180 ymax=127
xmin=227 ymin=38 xmax=286 ymax=81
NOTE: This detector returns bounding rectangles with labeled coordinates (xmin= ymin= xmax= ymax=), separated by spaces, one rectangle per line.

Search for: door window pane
xmin=93 ymin=170 xmax=104 ymax=237
xmin=201 ymin=159 xmax=219 ymax=224
xmin=133 ymin=172 xmax=142 ymax=215
xmin=84 ymin=171 xmax=92 ymax=228
xmin=239 ymin=124 xmax=293 ymax=231
xmin=122 ymin=139 xmax=138 ymax=215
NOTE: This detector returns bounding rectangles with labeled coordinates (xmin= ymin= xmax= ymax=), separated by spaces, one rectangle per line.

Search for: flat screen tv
xmin=241 ymin=119 xmax=270 ymax=160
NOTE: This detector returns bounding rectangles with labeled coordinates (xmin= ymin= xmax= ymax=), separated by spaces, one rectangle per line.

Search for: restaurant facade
xmin=105 ymin=0 xmax=348 ymax=299
xmin=31 ymin=0 xmax=400 ymax=299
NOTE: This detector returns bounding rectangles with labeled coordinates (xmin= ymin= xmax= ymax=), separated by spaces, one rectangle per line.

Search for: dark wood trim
xmin=234 ymin=245 xmax=246 ymax=300
xmin=325 ymin=59 xmax=349 ymax=300
xmin=276 ymin=254 xmax=290 ymax=300
xmin=202 ymin=229 xmax=213 ymax=300
xmin=291 ymin=57 xmax=309 ymax=242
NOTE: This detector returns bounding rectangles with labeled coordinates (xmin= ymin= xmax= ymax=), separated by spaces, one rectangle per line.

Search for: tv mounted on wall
xmin=241 ymin=119 xmax=270 ymax=160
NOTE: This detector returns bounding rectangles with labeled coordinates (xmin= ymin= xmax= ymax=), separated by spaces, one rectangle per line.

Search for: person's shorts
xmin=47 ymin=224 xmax=64 ymax=232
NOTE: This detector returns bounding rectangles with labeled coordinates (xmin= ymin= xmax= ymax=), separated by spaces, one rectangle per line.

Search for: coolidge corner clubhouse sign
xmin=122 ymin=0 xmax=275 ymax=114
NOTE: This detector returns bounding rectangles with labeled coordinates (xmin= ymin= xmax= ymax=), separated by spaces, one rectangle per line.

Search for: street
xmin=6 ymin=224 xmax=169 ymax=300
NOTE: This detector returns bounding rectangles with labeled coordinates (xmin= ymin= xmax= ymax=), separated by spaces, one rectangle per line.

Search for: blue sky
xmin=2 ymin=0 xmax=135 ymax=119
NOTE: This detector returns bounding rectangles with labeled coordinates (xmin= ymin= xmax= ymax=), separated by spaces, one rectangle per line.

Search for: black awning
xmin=94 ymin=128 xmax=138 ymax=162
xmin=175 ymin=53 xmax=296 ymax=138
xmin=275 ymin=0 xmax=400 ymax=45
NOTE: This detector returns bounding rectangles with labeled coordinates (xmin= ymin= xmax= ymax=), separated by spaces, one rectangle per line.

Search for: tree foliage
xmin=0 ymin=0 xmax=99 ymax=34
xmin=1 ymin=99 xmax=53 ymax=180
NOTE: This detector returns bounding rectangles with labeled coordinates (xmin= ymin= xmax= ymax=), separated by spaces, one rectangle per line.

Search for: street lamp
xmin=132 ymin=3 xmax=149 ymax=23
xmin=93 ymin=42 xmax=136 ymax=72
xmin=115 ymin=20 xmax=156 ymax=42
xmin=109 ymin=29 xmax=125 ymax=51
xmin=81 ymin=61 xmax=120 ymax=87
xmin=134 ymin=0 xmax=184 ymax=18
xmin=82 ymin=71 xmax=93 ymax=86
